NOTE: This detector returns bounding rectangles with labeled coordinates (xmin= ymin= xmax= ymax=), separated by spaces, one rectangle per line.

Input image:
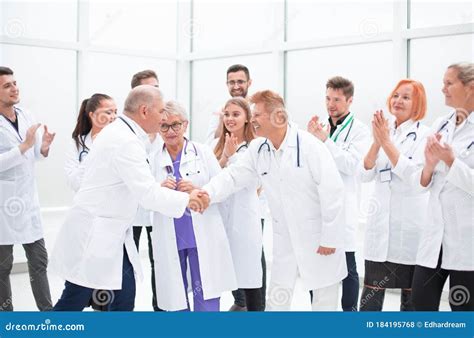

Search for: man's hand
xmin=19 ymin=123 xmax=41 ymax=154
xmin=316 ymin=246 xmax=336 ymax=256
xmin=307 ymin=115 xmax=329 ymax=142
xmin=188 ymin=189 xmax=210 ymax=214
xmin=40 ymin=125 xmax=56 ymax=157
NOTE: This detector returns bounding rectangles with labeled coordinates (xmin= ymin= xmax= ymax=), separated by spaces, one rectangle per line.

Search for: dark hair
xmin=214 ymin=97 xmax=255 ymax=159
xmin=226 ymin=64 xmax=250 ymax=80
xmin=131 ymin=70 xmax=158 ymax=88
xmin=0 ymin=67 xmax=14 ymax=76
xmin=326 ymin=76 xmax=354 ymax=100
xmin=72 ymin=93 xmax=112 ymax=151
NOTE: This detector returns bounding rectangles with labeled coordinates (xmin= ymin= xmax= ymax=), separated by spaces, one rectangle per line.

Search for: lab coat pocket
xmin=86 ymin=217 xmax=125 ymax=260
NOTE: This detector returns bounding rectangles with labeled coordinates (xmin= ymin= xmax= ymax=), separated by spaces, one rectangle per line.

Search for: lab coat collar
xmin=392 ymin=118 xmax=415 ymax=136
xmin=0 ymin=106 xmax=23 ymax=142
xmin=158 ymin=138 xmax=196 ymax=169
xmin=286 ymin=122 xmax=299 ymax=148
xmin=467 ymin=111 xmax=474 ymax=123
xmin=119 ymin=114 xmax=149 ymax=144
xmin=269 ymin=123 xmax=292 ymax=151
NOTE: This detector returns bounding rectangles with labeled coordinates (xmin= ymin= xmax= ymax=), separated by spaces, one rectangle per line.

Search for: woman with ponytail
xmin=64 ymin=93 xmax=117 ymax=192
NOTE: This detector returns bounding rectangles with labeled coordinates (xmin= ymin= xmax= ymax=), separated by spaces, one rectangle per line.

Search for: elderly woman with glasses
xmin=151 ymin=100 xmax=237 ymax=312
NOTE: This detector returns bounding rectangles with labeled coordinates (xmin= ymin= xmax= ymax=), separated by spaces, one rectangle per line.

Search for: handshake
xmin=187 ymin=189 xmax=210 ymax=214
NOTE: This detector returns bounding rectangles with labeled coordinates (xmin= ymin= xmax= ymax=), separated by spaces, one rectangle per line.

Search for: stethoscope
xmin=437 ymin=112 xmax=456 ymax=134
xmin=236 ymin=143 xmax=249 ymax=153
xmin=165 ymin=138 xmax=201 ymax=177
xmin=330 ymin=113 xmax=354 ymax=145
xmin=438 ymin=113 xmax=473 ymax=157
xmin=77 ymin=135 xmax=89 ymax=162
xmin=257 ymin=131 xmax=301 ymax=176
xmin=119 ymin=116 xmax=150 ymax=165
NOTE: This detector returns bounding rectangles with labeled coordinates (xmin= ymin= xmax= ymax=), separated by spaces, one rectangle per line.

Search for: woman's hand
xmin=177 ymin=179 xmax=196 ymax=193
xmin=428 ymin=133 xmax=455 ymax=167
xmin=223 ymin=133 xmax=239 ymax=159
xmin=372 ymin=110 xmax=390 ymax=147
xmin=161 ymin=176 xmax=177 ymax=190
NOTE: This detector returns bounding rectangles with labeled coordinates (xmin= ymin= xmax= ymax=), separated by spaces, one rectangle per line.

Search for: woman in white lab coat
xmin=412 ymin=62 xmax=474 ymax=311
xmin=64 ymin=93 xmax=117 ymax=192
xmin=212 ymin=97 xmax=264 ymax=311
xmin=63 ymin=93 xmax=117 ymax=310
xmin=152 ymin=101 xmax=237 ymax=312
xmin=358 ymin=79 xmax=430 ymax=311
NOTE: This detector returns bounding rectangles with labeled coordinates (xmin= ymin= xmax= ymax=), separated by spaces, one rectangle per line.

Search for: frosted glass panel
xmin=84 ymin=53 xmax=176 ymax=113
xmin=191 ymin=0 xmax=280 ymax=51
xmin=191 ymin=54 xmax=277 ymax=142
xmin=1 ymin=44 xmax=77 ymax=208
xmin=89 ymin=1 xmax=177 ymax=52
xmin=287 ymin=0 xmax=393 ymax=42
xmin=409 ymin=34 xmax=474 ymax=125
xmin=286 ymin=42 xmax=394 ymax=128
xmin=1 ymin=0 xmax=77 ymax=41
xmin=410 ymin=0 xmax=473 ymax=29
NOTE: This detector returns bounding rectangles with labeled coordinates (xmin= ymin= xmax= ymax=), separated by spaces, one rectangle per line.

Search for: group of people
xmin=0 ymin=61 xmax=472 ymax=312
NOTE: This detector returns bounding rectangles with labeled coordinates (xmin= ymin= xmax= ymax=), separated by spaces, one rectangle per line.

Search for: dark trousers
xmin=412 ymin=250 xmax=474 ymax=311
xmin=133 ymin=226 xmax=161 ymax=311
xmin=233 ymin=219 xmax=267 ymax=310
xmin=0 ymin=239 xmax=52 ymax=311
xmin=341 ymin=251 xmax=359 ymax=311
xmin=53 ymin=248 xmax=135 ymax=311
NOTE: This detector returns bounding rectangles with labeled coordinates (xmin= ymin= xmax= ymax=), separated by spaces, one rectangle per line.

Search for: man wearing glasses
xmin=205 ymin=64 xmax=252 ymax=145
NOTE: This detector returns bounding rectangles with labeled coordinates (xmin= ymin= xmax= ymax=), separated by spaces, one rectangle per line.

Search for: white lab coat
xmin=204 ymin=123 xmax=347 ymax=291
xmin=0 ymin=107 xmax=44 ymax=245
xmin=215 ymin=141 xmax=263 ymax=289
xmin=415 ymin=112 xmax=474 ymax=271
xmin=152 ymin=141 xmax=237 ymax=311
xmin=132 ymin=135 xmax=162 ymax=227
xmin=64 ymin=132 xmax=93 ymax=192
xmin=50 ymin=115 xmax=189 ymax=290
xmin=358 ymin=119 xmax=430 ymax=264
xmin=323 ymin=115 xmax=370 ymax=251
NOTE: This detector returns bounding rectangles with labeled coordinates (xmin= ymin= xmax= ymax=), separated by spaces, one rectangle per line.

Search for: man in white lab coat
xmin=307 ymin=76 xmax=370 ymax=311
xmin=203 ymin=90 xmax=347 ymax=311
xmin=0 ymin=66 xmax=56 ymax=311
xmin=51 ymin=86 xmax=209 ymax=311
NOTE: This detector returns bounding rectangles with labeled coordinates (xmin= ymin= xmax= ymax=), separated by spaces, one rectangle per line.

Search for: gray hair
xmin=164 ymin=100 xmax=188 ymax=121
xmin=448 ymin=62 xmax=474 ymax=85
xmin=124 ymin=85 xmax=163 ymax=114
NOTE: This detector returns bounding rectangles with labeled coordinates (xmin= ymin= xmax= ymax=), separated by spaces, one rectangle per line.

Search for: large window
xmin=0 ymin=0 xmax=472 ymax=213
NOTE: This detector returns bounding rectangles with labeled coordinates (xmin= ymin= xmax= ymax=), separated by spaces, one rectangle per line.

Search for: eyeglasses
xmin=160 ymin=122 xmax=183 ymax=132
xmin=227 ymin=80 xmax=247 ymax=87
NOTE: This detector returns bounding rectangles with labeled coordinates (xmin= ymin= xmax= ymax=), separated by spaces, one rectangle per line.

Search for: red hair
xmin=387 ymin=79 xmax=427 ymax=121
